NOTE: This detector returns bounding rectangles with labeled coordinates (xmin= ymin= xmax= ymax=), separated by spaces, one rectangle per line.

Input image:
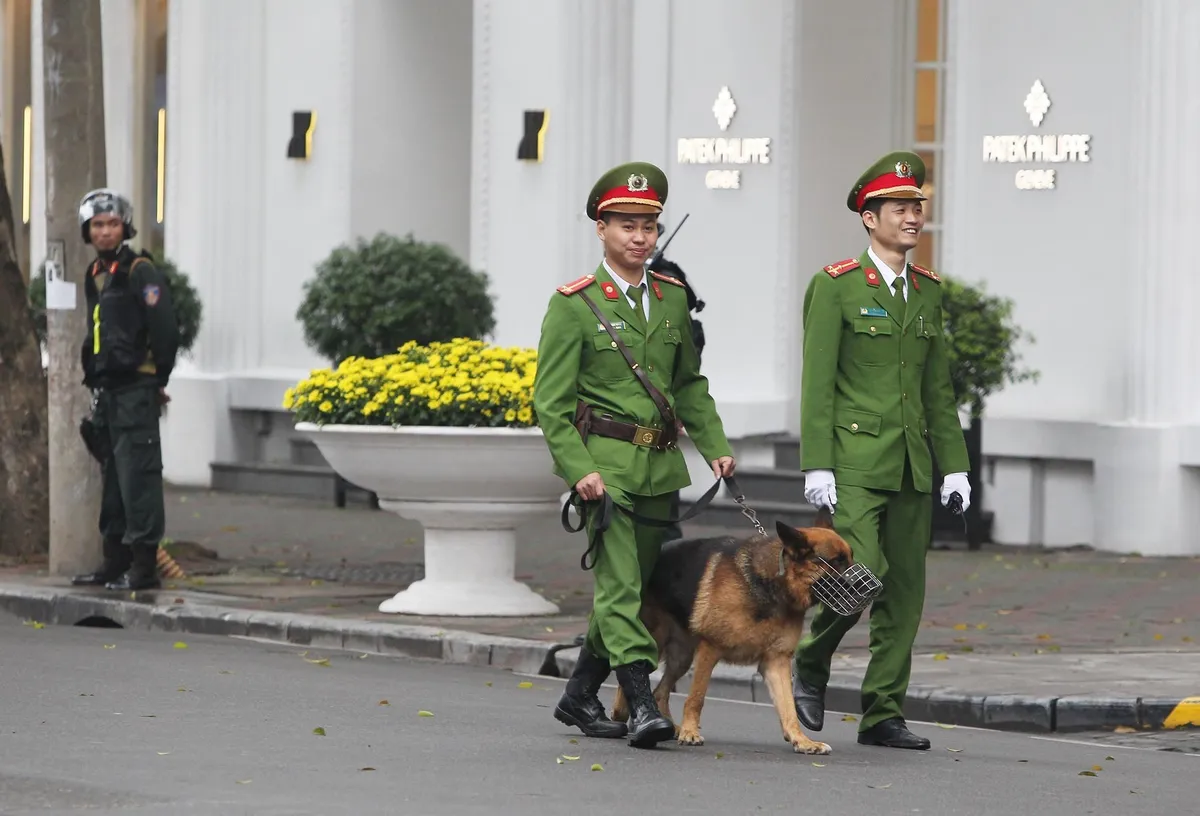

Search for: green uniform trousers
xmin=584 ymin=486 xmax=672 ymax=668
xmin=94 ymin=381 xmax=166 ymax=550
xmin=793 ymin=457 xmax=931 ymax=731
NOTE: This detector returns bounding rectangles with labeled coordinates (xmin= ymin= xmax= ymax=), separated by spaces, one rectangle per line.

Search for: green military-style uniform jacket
xmin=534 ymin=262 xmax=732 ymax=497
xmin=798 ymin=250 xmax=969 ymax=493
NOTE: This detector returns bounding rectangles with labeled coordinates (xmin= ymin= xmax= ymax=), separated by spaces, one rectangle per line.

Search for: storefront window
xmin=911 ymin=0 xmax=944 ymax=272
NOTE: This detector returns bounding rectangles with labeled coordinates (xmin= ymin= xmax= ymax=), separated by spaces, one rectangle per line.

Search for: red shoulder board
xmin=823 ymin=258 xmax=861 ymax=278
xmin=909 ymin=263 xmax=941 ymax=283
xmin=650 ymin=270 xmax=684 ymax=288
xmin=556 ymin=274 xmax=596 ymax=296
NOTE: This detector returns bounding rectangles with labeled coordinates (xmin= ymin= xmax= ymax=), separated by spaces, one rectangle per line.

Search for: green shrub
xmin=940 ymin=276 xmax=1039 ymax=418
xmin=296 ymin=232 xmax=496 ymax=366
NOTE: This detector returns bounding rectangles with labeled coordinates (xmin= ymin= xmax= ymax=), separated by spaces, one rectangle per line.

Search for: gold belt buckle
xmin=632 ymin=425 xmax=661 ymax=447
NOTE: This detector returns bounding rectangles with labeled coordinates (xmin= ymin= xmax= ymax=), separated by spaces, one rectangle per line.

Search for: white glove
xmin=803 ymin=469 xmax=837 ymax=512
xmin=941 ymin=472 xmax=971 ymax=512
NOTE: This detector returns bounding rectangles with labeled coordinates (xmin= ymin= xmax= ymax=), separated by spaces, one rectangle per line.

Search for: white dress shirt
xmin=602 ymin=259 xmax=652 ymax=317
xmin=867 ymin=246 xmax=909 ymax=302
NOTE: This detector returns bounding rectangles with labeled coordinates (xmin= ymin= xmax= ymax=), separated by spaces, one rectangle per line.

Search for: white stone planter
xmin=294 ymin=423 xmax=565 ymax=617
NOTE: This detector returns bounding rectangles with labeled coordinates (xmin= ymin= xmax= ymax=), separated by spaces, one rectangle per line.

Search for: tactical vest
xmin=90 ymin=254 xmax=157 ymax=384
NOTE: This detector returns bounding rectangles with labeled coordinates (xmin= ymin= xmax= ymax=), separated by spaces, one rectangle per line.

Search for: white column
xmin=99 ymin=0 xmax=135 ymax=201
xmin=1094 ymin=0 xmax=1200 ymax=554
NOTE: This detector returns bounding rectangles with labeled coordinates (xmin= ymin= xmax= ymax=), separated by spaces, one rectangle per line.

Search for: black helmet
xmin=78 ymin=188 xmax=137 ymax=244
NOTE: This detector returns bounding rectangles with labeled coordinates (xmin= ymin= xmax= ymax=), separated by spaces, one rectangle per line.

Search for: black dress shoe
xmin=554 ymin=649 xmax=627 ymax=739
xmin=792 ymin=674 xmax=826 ymax=732
xmin=614 ymin=661 xmax=675 ymax=748
xmin=857 ymin=718 xmax=931 ymax=750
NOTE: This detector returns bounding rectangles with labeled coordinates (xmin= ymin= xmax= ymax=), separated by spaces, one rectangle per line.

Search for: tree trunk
xmin=42 ymin=0 xmax=108 ymax=574
xmin=0 ymin=139 xmax=50 ymax=560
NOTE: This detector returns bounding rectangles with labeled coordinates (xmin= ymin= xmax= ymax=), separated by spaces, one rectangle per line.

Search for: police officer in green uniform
xmin=534 ymin=161 xmax=735 ymax=748
xmin=71 ymin=189 xmax=178 ymax=592
xmin=791 ymin=152 xmax=971 ymax=750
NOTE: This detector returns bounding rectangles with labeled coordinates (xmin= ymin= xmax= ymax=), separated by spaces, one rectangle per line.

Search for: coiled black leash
xmin=562 ymin=475 xmax=755 ymax=570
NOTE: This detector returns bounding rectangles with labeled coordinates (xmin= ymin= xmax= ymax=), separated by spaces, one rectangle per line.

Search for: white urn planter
xmin=295 ymin=423 xmax=566 ymax=617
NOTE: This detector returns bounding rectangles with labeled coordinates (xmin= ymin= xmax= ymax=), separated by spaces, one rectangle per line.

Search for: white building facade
xmin=3 ymin=0 xmax=1199 ymax=555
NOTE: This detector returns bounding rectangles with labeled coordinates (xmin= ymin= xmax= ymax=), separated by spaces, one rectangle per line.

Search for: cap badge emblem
xmin=894 ymin=161 xmax=912 ymax=178
xmin=627 ymin=173 xmax=649 ymax=192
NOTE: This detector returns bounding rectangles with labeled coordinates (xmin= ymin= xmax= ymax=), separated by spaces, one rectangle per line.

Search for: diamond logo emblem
xmin=1023 ymin=79 xmax=1051 ymax=128
xmin=712 ymin=86 xmax=737 ymax=132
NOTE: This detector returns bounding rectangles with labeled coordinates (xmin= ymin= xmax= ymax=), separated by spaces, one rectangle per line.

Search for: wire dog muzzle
xmin=810 ymin=559 xmax=883 ymax=617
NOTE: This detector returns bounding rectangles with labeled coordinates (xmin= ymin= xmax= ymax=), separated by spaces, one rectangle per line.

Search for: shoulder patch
xmin=823 ymin=258 xmax=861 ymax=278
xmin=556 ymin=273 xmax=596 ymax=296
xmin=909 ymin=263 xmax=941 ymax=283
xmin=649 ymin=270 xmax=684 ymax=288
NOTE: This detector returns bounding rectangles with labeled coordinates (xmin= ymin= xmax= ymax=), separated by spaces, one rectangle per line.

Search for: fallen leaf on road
xmin=975 ymin=623 xmax=989 ymax=630
xmin=219 ymin=670 xmax=233 ymax=675
xmin=23 ymin=620 xmax=45 ymax=629
xmin=221 ymin=525 xmax=241 ymax=533
xmin=947 ymin=748 xmax=963 ymax=753
xmin=177 ymin=687 xmax=190 ymax=693
xmin=1090 ymin=765 xmax=1102 ymax=771
xmin=1183 ymin=636 xmax=1194 ymax=643
xmin=157 ymin=751 xmax=172 ymax=756
xmin=418 ymin=710 xmax=434 ymax=717
xmin=812 ymin=763 xmax=826 ymax=767
xmin=485 ymin=682 xmax=493 ymax=687
xmin=378 ymin=700 xmax=390 ymax=706
xmin=1154 ymin=634 xmax=1164 ymax=641
xmin=1036 ymin=634 xmax=1053 ymax=641
xmin=1079 ymin=770 xmax=1098 ymax=777
xmin=562 ymin=755 xmax=580 ymax=761
xmin=357 ymin=653 xmax=369 ymax=659
xmin=868 ymin=783 xmax=892 ymax=789
xmin=933 ymin=653 xmax=949 ymax=661
xmin=1105 ymin=755 xmax=1115 ymax=761
xmin=935 ymin=723 xmax=956 ymax=729
xmin=310 ymin=579 xmax=323 ymax=587
xmin=304 ymin=657 xmax=331 ymax=667
xmin=569 ymin=739 xmax=578 ymax=744
xmin=954 ymin=637 xmax=968 ymax=643
xmin=590 ymin=763 xmax=603 ymax=772
xmin=313 ymin=727 xmax=326 ymax=736
xmin=360 ymin=767 xmax=376 ymax=772
xmin=960 ymin=646 xmax=975 ymax=653
xmin=1173 ymin=618 xmax=1185 ymax=624
xmin=996 ymin=609 xmax=1013 ymax=616
xmin=556 ymin=758 xmax=564 ymax=765
xmin=994 ymin=555 xmax=1004 ymax=561
xmin=173 ymin=642 xmax=188 ymax=650
xmin=953 ymin=624 xmax=968 ymax=631
xmin=104 ymin=644 xmax=116 ymax=650
xmin=545 ymin=627 xmax=554 ymax=632
xmin=715 ymin=752 xmax=725 ymax=758
xmin=842 ymin=714 xmax=858 ymax=722
xmin=1113 ymin=726 xmax=1137 ymax=734
xmin=518 ymin=681 xmax=534 ymax=689
xmin=236 ymin=779 xmax=252 ymax=785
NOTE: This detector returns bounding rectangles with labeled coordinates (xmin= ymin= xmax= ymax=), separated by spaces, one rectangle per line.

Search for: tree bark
xmin=0 ymin=138 xmax=50 ymax=560
xmin=42 ymin=0 xmax=108 ymax=574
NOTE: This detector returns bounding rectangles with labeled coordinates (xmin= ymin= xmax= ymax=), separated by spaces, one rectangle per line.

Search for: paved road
xmin=2 ymin=617 xmax=1195 ymax=815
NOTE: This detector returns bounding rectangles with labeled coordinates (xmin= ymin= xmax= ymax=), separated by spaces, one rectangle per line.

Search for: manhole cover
xmin=286 ymin=562 xmax=424 ymax=585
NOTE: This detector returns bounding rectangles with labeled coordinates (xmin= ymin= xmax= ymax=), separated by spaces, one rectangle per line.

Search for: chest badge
xmin=860 ymin=307 xmax=887 ymax=318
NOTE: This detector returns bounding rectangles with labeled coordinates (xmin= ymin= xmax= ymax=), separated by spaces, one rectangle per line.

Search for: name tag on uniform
xmin=860 ymin=307 xmax=888 ymax=318
xmin=598 ymin=321 xmax=627 ymax=332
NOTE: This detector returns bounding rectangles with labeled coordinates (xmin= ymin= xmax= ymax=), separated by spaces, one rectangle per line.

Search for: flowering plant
xmin=284 ymin=338 xmax=539 ymax=428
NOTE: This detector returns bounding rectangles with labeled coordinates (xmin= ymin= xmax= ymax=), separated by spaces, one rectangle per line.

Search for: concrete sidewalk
xmin=2 ymin=485 xmax=1199 ymax=735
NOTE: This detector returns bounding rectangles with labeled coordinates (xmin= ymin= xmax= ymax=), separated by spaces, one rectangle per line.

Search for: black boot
xmin=105 ymin=545 xmax=162 ymax=591
xmin=71 ymin=538 xmax=132 ymax=587
xmin=553 ymin=649 xmax=627 ymax=739
xmin=614 ymin=661 xmax=675 ymax=748
xmin=792 ymin=673 xmax=826 ymax=732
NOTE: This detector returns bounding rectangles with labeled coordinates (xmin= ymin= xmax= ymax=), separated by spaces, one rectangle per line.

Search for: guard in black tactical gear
xmin=71 ymin=189 xmax=178 ymax=592
xmin=647 ymin=222 xmax=705 ymax=542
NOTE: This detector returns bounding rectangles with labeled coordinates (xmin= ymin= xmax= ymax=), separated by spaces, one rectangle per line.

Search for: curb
xmin=1 ymin=582 xmax=1194 ymax=735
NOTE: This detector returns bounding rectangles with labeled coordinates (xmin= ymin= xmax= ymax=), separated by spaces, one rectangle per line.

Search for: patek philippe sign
xmin=982 ymin=80 xmax=1091 ymax=190
xmin=676 ymin=86 xmax=771 ymax=190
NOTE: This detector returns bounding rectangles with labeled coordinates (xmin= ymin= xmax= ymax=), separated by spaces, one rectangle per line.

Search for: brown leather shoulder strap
xmin=577 ymin=290 xmax=675 ymax=426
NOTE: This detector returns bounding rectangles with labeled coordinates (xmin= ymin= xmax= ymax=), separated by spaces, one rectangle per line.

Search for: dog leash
xmin=561 ymin=474 xmax=769 ymax=570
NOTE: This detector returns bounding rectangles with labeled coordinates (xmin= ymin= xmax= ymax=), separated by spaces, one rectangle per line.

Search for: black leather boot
xmin=71 ymin=538 xmax=132 ymax=587
xmin=105 ymin=545 xmax=162 ymax=591
xmin=614 ymin=661 xmax=675 ymax=748
xmin=792 ymin=672 xmax=826 ymax=732
xmin=553 ymin=649 xmax=627 ymax=739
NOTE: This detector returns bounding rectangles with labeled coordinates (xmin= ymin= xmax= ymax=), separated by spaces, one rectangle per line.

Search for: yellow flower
xmin=504 ymin=409 xmax=517 ymax=422
xmin=319 ymin=400 xmax=333 ymax=413
xmin=517 ymin=406 xmax=533 ymax=423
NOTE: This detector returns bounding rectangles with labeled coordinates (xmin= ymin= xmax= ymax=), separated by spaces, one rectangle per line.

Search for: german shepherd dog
xmin=610 ymin=513 xmax=852 ymax=755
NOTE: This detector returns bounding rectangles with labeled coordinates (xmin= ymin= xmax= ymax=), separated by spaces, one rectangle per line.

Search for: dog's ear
xmin=775 ymin=520 xmax=813 ymax=556
xmin=814 ymin=507 xmax=835 ymax=530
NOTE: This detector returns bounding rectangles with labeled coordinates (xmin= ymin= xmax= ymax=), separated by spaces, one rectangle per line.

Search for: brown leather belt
xmin=588 ymin=414 xmax=676 ymax=451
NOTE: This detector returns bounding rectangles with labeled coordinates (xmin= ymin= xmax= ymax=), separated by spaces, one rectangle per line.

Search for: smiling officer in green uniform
xmin=534 ymin=161 xmax=735 ymax=749
xmin=791 ymin=151 xmax=971 ymax=751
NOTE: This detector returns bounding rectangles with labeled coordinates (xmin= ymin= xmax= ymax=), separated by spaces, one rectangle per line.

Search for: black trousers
xmin=94 ymin=381 xmax=165 ymax=551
